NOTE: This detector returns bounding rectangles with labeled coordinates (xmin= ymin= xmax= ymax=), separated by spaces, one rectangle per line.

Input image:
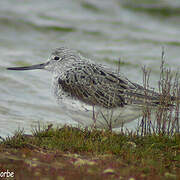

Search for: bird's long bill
xmin=7 ymin=63 xmax=46 ymax=71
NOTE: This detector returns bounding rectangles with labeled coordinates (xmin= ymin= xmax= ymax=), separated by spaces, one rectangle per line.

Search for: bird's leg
xmin=92 ymin=106 xmax=97 ymax=129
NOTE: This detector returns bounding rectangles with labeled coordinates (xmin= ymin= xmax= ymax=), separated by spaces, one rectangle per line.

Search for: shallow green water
xmin=0 ymin=0 xmax=180 ymax=137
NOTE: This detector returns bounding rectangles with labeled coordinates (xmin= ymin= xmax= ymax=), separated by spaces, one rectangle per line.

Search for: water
xmin=0 ymin=0 xmax=180 ymax=137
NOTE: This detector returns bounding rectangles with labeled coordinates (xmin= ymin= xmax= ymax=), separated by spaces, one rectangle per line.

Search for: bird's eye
xmin=54 ymin=56 xmax=60 ymax=60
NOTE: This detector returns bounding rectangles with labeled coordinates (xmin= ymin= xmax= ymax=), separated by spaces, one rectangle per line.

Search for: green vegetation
xmin=0 ymin=125 xmax=179 ymax=179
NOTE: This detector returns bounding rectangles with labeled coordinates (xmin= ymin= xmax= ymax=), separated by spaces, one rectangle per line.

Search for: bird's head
xmin=7 ymin=47 xmax=80 ymax=73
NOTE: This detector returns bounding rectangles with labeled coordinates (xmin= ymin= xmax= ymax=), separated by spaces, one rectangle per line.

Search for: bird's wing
xmin=58 ymin=63 xmax=160 ymax=108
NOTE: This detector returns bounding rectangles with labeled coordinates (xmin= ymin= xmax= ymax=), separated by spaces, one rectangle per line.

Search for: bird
xmin=7 ymin=47 xmax=175 ymax=129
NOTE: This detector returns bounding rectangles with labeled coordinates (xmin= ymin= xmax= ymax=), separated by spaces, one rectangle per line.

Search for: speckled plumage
xmin=7 ymin=47 xmax=174 ymax=128
xmin=51 ymin=47 xmax=160 ymax=108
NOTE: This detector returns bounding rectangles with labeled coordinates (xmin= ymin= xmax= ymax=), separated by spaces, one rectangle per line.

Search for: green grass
xmin=0 ymin=126 xmax=179 ymax=179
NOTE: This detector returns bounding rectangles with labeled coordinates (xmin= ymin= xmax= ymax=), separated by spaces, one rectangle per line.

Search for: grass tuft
xmin=0 ymin=125 xmax=179 ymax=179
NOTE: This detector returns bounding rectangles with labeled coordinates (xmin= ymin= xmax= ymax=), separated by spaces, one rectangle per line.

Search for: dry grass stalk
xmin=140 ymin=48 xmax=180 ymax=136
